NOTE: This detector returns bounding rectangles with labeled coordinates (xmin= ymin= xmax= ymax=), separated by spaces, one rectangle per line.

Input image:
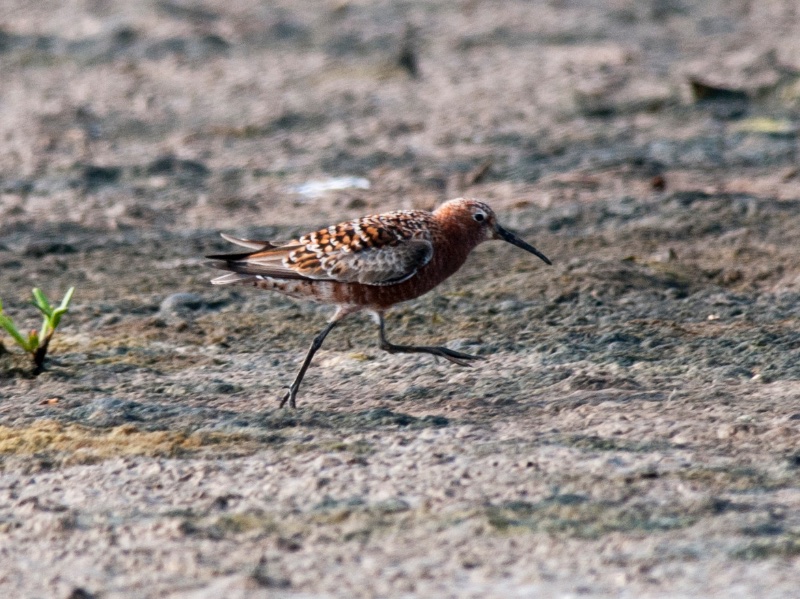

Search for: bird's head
xmin=435 ymin=198 xmax=552 ymax=265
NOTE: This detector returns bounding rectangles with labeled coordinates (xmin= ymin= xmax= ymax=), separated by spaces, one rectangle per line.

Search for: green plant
xmin=0 ymin=287 xmax=75 ymax=372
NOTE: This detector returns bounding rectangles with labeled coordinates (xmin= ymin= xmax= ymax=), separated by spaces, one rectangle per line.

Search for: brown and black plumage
xmin=206 ymin=198 xmax=552 ymax=408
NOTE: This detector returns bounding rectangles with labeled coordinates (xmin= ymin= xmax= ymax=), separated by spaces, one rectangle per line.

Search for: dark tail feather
xmin=205 ymin=250 xmax=263 ymax=261
xmin=205 ymin=259 xmax=311 ymax=280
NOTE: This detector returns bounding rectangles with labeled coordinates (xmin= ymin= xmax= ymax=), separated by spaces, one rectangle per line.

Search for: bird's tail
xmin=206 ymin=233 xmax=305 ymax=284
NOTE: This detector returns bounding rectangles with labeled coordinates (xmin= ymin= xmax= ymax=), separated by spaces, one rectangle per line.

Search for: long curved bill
xmin=495 ymin=225 xmax=552 ymax=265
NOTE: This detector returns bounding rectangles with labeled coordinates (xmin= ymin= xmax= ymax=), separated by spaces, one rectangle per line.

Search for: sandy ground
xmin=2 ymin=1 xmax=800 ymax=597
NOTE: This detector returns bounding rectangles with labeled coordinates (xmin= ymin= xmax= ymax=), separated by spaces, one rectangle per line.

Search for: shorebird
xmin=207 ymin=198 xmax=551 ymax=408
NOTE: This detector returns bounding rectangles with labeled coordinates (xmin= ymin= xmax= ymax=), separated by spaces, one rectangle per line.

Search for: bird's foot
xmin=426 ymin=346 xmax=485 ymax=367
xmin=381 ymin=342 xmax=485 ymax=367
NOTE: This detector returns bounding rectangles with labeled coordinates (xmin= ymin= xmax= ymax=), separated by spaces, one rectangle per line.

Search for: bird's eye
xmin=473 ymin=212 xmax=486 ymax=222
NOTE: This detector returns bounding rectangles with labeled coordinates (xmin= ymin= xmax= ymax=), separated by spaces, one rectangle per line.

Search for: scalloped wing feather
xmin=285 ymin=212 xmax=434 ymax=285
xmin=208 ymin=211 xmax=436 ymax=286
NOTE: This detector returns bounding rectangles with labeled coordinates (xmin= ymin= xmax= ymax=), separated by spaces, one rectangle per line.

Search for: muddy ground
xmin=2 ymin=1 xmax=800 ymax=597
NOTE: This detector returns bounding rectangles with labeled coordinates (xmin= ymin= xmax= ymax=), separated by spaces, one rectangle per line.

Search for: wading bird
xmin=207 ymin=198 xmax=551 ymax=408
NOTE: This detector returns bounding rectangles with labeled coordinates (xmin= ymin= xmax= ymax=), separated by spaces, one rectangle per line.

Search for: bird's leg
xmin=279 ymin=320 xmax=339 ymax=409
xmin=377 ymin=312 xmax=484 ymax=367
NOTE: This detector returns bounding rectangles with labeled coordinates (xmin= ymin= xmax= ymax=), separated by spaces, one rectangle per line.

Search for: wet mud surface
xmin=1 ymin=1 xmax=800 ymax=597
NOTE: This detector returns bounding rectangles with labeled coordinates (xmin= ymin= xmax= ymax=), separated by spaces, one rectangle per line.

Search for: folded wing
xmin=207 ymin=212 xmax=434 ymax=286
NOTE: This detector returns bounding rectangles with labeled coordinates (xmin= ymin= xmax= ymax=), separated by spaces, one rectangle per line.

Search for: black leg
xmin=377 ymin=312 xmax=484 ymax=367
xmin=279 ymin=320 xmax=339 ymax=409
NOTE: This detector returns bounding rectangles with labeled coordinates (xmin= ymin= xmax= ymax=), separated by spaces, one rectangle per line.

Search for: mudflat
xmin=1 ymin=1 xmax=800 ymax=597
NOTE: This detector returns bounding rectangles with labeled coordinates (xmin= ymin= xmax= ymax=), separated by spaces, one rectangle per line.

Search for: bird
xmin=206 ymin=198 xmax=551 ymax=408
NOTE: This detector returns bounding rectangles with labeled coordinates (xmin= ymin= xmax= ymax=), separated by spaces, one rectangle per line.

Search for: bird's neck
xmin=432 ymin=216 xmax=484 ymax=276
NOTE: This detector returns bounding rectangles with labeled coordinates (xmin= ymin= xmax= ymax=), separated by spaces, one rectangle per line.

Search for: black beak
xmin=495 ymin=225 xmax=552 ymax=265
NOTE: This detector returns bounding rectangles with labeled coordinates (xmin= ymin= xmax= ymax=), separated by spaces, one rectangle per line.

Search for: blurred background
xmin=2 ymin=0 xmax=799 ymax=233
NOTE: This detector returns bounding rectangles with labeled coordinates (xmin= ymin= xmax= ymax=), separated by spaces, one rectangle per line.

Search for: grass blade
xmin=0 ymin=313 xmax=31 ymax=350
xmin=32 ymin=288 xmax=53 ymax=317
xmin=39 ymin=317 xmax=50 ymax=345
xmin=57 ymin=287 xmax=75 ymax=312
xmin=51 ymin=287 xmax=75 ymax=329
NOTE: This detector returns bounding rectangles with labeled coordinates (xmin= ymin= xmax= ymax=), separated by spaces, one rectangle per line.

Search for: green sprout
xmin=0 ymin=287 xmax=75 ymax=372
